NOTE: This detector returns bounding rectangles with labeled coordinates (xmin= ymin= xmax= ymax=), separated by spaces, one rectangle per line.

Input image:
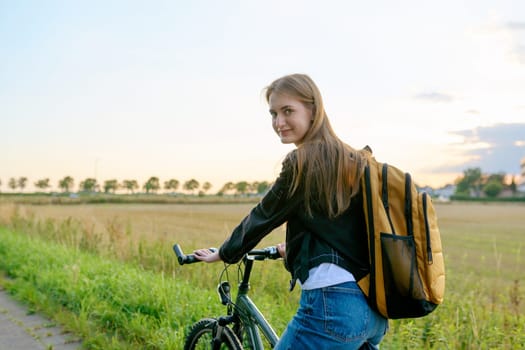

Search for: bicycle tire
xmin=184 ymin=318 xmax=243 ymax=350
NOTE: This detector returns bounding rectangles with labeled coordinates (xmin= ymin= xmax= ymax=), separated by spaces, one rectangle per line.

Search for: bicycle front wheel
xmin=184 ymin=318 xmax=243 ymax=350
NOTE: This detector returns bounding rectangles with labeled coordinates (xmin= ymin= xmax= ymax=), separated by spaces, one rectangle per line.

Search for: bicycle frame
xmin=173 ymin=244 xmax=281 ymax=349
xmin=232 ymin=256 xmax=279 ymax=349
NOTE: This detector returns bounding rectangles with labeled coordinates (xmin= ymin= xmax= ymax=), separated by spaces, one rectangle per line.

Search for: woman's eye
xmin=270 ymin=111 xmax=277 ymax=118
xmin=284 ymin=108 xmax=292 ymax=115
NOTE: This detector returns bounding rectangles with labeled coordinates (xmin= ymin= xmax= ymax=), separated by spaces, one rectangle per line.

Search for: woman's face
xmin=269 ymin=93 xmax=313 ymax=146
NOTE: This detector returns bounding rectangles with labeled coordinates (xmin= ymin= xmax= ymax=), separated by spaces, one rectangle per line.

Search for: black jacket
xmin=219 ymin=155 xmax=370 ymax=285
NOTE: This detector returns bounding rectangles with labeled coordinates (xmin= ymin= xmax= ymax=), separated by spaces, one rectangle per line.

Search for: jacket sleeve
xmin=219 ymin=156 xmax=300 ymax=263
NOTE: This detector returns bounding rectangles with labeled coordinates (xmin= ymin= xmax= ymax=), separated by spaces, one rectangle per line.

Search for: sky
xmin=2 ymin=0 xmax=525 ymax=192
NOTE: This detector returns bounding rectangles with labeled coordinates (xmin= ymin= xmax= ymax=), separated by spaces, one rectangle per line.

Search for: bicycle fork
xmin=212 ymin=315 xmax=237 ymax=350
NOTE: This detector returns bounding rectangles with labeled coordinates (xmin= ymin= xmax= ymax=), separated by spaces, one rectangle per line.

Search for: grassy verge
xmin=0 ymin=203 xmax=524 ymax=348
xmin=0 ymin=224 xmax=295 ymax=349
xmin=0 ymin=227 xmax=222 ymax=349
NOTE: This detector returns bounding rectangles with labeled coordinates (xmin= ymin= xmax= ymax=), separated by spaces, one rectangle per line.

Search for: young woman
xmin=194 ymin=74 xmax=388 ymax=349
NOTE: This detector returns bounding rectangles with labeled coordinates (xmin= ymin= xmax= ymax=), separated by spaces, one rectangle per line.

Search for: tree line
xmin=0 ymin=176 xmax=272 ymax=196
xmin=454 ymin=167 xmax=520 ymax=198
xmin=2 ymin=167 xmax=519 ymax=199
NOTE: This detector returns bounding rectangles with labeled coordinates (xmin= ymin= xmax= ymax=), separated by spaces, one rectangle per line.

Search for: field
xmin=0 ymin=200 xmax=524 ymax=349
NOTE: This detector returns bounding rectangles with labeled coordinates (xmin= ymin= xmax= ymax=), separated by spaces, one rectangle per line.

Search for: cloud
xmin=506 ymin=22 xmax=525 ymax=31
xmin=413 ymin=92 xmax=454 ymax=103
xmin=465 ymin=109 xmax=480 ymax=115
xmin=504 ymin=21 xmax=525 ymax=64
xmin=441 ymin=123 xmax=525 ymax=174
xmin=512 ymin=44 xmax=525 ymax=64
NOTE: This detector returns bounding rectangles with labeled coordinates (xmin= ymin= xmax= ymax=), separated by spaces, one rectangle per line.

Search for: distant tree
xmin=235 ymin=181 xmax=249 ymax=195
xmin=510 ymin=177 xmax=517 ymax=194
xmin=219 ymin=182 xmax=235 ymax=195
xmin=143 ymin=177 xmax=160 ymax=194
xmin=255 ymin=181 xmax=270 ymax=194
xmin=455 ymin=167 xmax=482 ymax=197
xmin=17 ymin=177 xmax=28 ymax=192
xmin=486 ymin=172 xmax=505 ymax=186
xmin=103 ymin=179 xmax=119 ymax=193
xmin=34 ymin=178 xmax=50 ymax=191
xmin=164 ymin=179 xmax=180 ymax=192
xmin=8 ymin=178 xmax=17 ymax=191
xmin=202 ymin=181 xmax=212 ymax=193
xmin=79 ymin=178 xmax=98 ymax=192
xmin=183 ymin=179 xmax=200 ymax=194
xmin=58 ymin=176 xmax=74 ymax=193
xmin=122 ymin=179 xmax=139 ymax=194
xmin=484 ymin=180 xmax=503 ymax=198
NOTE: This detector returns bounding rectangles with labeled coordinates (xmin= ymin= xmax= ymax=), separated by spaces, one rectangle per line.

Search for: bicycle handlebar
xmin=246 ymin=246 xmax=282 ymax=260
xmin=173 ymin=244 xmax=216 ymax=265
xmin=173 ymin=243 xmax=281 ymax=265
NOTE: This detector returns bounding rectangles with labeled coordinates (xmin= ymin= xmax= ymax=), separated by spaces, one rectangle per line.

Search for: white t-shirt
xmin=300 ymin=262 xmax=356 ymax=290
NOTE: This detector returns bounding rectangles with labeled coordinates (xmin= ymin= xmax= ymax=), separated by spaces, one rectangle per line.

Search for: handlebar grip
xmin=182 ymin=253 xmax=199 ymax=264
xmin=247 ymin=246 xmax=282 ymax=260
xmin=265 ymin=246 xmax=282 ymax=260
xmin=173 ymin=244 xmax=217 ymax=265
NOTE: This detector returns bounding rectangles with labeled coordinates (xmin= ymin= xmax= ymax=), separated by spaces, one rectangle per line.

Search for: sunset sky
xmin=2 ymin=1 xmax=525 ymax=192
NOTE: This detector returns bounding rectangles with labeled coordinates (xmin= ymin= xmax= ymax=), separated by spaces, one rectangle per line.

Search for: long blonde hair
xmin=265 ymin=74 xmax=369 ymax=218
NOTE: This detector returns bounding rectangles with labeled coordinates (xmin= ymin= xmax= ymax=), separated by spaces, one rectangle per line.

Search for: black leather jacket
xmin=219 ymin=155 xmax=370 ymax=287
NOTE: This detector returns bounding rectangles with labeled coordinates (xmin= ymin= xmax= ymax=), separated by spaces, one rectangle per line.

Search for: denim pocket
xmin=322 ymin=283 xmax=370 ymax=342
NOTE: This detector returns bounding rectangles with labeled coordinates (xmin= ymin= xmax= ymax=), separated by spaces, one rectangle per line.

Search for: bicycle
xmin=173 ymin=243 xmax=282 ymax=350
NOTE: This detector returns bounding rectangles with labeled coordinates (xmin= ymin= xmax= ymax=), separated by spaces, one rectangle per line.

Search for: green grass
xmin=0 ymin=227 xmax=226 ymax=349
xmin=0 ymin=202 xmax=524 ymax=349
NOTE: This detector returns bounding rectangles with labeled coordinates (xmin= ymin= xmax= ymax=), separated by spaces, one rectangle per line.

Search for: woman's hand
xmin=276 ymin=242 xmax=286 ymax=258
xmin=193 ymin=248 xmax=221 ymax=263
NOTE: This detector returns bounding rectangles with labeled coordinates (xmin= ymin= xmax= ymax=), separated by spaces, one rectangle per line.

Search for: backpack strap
xmin=381 ymin=163 xmax=396 ymax=235
xmin=405 ymin=173 xmax=414 ymax=236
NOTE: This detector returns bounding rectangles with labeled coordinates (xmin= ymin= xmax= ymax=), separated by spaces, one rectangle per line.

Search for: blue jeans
xmin=274 ymin=281 xmax=388 ymax=350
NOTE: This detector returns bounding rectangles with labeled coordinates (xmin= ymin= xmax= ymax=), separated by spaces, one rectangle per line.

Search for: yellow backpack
xmin=357 ymin=155 xmax=446 ymax=319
